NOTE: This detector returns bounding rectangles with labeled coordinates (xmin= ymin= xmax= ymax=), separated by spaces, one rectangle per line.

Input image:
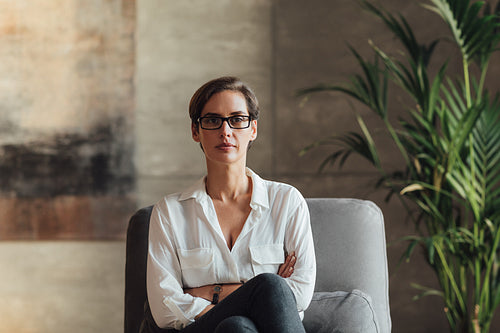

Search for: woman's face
xmin=192 ymin=90 xmax=257 ymax=166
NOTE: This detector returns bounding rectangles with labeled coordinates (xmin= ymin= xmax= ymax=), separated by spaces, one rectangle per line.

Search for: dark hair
xmin=189 ymin=76 xmax=260 ymax=126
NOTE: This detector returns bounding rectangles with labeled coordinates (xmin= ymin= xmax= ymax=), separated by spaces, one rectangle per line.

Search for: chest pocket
xmin=177 ymin=248 xmax=216 ymax=287
xmin=249 ymin=244 xmax=285 ymax=276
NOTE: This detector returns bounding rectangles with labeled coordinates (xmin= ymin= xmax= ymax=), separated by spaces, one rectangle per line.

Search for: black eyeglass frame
xmin=197 ymin=115 xmax=252 ymax=130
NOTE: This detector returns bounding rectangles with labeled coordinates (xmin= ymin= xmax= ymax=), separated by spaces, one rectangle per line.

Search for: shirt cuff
xmin=163 ymin=296 xmax=212 ymax=330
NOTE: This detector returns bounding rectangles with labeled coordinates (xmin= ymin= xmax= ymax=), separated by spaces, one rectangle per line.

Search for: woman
xmin=143 ymin=76 xmax=316 ymax=333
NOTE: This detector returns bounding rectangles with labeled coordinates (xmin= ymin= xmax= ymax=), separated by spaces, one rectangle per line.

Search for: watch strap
xmin=211 ymin=285 xmax=222 ymax=304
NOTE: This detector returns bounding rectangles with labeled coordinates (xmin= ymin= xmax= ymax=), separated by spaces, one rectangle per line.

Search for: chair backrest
xmin=124 ymin=198 xmax=391 ymax=333
xmin=307 ymin=198 xmax=391 ymax=333
xmin=124 ymin=206 xmax=152 ymax=333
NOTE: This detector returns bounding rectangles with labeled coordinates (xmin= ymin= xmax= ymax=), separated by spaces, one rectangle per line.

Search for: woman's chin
xmin=207 ymin=152 xmax=246 ymax=166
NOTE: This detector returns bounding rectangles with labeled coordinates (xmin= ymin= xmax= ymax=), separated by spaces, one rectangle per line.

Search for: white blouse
xmin=147 ymin=169 xmax=316 ymax=330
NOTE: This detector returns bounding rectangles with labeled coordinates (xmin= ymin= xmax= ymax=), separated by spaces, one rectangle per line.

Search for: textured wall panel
xmin=0 ymin=0 xmax=136 ymax=239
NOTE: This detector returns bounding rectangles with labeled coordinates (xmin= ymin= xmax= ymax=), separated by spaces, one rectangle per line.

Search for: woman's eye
xmin=206 ymin=118 xmax=220 ymax=124
xmin=231 ymin=116 xmax=244 ymax=123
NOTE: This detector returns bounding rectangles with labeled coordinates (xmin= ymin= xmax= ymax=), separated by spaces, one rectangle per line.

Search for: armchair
xmin=125 ymin=198 xmax=391 ymax=332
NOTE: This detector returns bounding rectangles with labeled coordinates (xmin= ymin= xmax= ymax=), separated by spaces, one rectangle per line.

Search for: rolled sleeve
xmin=147 ymin=205 xmax=211 ymax=330
xmin=284 ymin=196 xmax=316 ymax=312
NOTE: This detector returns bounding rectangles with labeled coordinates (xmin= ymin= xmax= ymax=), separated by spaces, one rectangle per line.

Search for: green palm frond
xmin=300 ymin=131 xmax=378 ymax=172
xmin=361 ymin=0 xmax=440 ymax=67
xmin=411 ymin=282 xmax=445 ymax=300
xmin=475 ymin=1 xmax=500 ymax=71
xmin=297 ymin=47 xmax=388 ymax=120
xmin=423 ymin=0 xmax=500 ymax=64
xmin=448 ymin=93 xmax=500 ymax=221
xmin=360 ymin=0 xmax=445 ymax=120
xmin=372 ymin=45 xmax=447 ymax=121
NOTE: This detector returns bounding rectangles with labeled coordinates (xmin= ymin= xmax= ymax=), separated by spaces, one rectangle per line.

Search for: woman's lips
xmin=216 ymin=143 xmax=235 ymax=150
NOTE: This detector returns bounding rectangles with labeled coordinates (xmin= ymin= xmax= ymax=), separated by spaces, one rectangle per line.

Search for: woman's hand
xmin=278 ymin=251 xmax=296 ymax=278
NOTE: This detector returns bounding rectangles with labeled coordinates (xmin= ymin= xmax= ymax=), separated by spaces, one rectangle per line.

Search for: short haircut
xmin=189 ymin=76 xmax=260 ymax=126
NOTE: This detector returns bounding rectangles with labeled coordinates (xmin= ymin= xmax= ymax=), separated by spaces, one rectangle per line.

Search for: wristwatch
xmin=211 ymin=285 xmax=223 ymax=304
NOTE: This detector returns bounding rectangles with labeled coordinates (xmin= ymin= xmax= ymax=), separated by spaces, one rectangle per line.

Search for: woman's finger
xmin=278 ymin=254 xmax=291 ymax=276
xmin=277 ymin=257 xmax=289 ymax=276
xmin=278 ymin=252 xmax=296 ymax=277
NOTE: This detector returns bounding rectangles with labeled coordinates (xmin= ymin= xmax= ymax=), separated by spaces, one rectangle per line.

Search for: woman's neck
xmin=205 ymin=163 xmax=251 ymax=201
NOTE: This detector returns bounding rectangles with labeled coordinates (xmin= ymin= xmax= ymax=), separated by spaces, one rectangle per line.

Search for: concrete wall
xmin=0 ymin=242 xmax=125 ymax=333
xmin=2 ymin=0 xmax=500 ymax=332
xmin=135 ymin=0 xmax=274 ymax=207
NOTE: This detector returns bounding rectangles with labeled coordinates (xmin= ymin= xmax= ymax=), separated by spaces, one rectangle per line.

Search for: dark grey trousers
xmin=142 ymin=273 xmax=306 ymax=333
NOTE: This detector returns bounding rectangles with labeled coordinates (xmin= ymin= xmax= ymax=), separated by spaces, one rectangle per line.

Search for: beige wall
xmin=0 ymin=242 xmax=125 ymax=333
xmin=2 ymin=0 xmax=500 ymax=332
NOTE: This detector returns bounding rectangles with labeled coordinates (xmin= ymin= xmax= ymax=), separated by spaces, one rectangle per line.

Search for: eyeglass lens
xmin=200 ymin=116 xmax=250 ymax=129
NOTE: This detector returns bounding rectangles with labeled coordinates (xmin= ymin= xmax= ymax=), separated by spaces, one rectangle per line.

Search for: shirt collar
xmin=247 ymin=168 xmax=269 ymax=210
xmin=178 ymin=168 xmax=269 ymax=210
xmin=178 ymin=176 xmax=206 ymax=202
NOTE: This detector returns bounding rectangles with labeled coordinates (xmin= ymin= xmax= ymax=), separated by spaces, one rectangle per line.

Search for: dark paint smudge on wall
xmin=0 ymin=121 xmax=136 ymax=240
xmin=0 ymin=123 xmax=133 ymax=198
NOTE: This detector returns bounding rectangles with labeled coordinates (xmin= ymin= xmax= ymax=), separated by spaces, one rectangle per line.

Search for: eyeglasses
xmin=198 ymin=115 xmax=252 ymax=130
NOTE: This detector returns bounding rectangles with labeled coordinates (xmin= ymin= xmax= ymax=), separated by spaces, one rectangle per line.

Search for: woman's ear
xmin=192 ymin=123 xmax=200 ymax=142
xmin=250 ymin=120 xmax=258 ymax=141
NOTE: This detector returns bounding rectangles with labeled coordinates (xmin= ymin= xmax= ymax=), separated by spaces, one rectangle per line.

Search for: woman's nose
xmin=220 ymin=120 xmax=232 ymax=136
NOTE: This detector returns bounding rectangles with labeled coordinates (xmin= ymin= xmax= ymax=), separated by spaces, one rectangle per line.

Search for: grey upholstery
xmin=124 ymin=198 xmax=391 ymax=332
xmin=307 ymin=198 xmax=391 ymax=332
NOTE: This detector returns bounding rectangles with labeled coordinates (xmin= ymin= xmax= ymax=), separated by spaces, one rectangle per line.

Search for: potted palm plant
xmin=298 ymin=0 xmax=500 ymax=332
